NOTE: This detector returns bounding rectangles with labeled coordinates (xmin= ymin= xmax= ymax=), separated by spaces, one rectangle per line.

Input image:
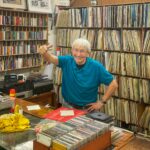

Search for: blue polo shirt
xmin=58 ymin=55 xmax=113 ymax=106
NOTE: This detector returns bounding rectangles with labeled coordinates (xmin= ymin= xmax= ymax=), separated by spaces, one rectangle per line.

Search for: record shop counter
xmin=0 ymin=97 xmax=55 ymax=150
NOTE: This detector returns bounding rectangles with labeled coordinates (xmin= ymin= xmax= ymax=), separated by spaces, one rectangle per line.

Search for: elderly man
xmin=38 ymin=38 xmax=118 ymax=111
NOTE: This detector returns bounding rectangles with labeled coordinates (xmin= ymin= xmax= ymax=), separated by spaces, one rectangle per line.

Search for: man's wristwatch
xmin=101 ymin=100 xmax=107 ymax=105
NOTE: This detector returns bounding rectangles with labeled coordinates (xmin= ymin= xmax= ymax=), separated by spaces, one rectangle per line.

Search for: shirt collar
xmin=73 ymin=57 xmax=89 ymax=70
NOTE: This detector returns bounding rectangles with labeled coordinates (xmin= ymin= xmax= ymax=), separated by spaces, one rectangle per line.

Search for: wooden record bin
xmin=33 ymin=130 xmax=111 ymax=150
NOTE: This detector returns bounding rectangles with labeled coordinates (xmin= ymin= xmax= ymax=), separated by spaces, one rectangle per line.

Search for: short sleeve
xmin=98 ymin=63 xmax=113 ymax=85
xmin=58 ymin=55 xmax=70 ymax=69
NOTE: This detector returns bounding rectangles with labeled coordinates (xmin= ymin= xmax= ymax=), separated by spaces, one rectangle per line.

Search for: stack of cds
xmin=0 ymin=95 xmax=13 ymax=110
xmin=52 ymin=115 xmax=110 ymax=150
xmin=36 ymin=115 xmax=110 ymax=149
xmin=37 ymin=122 xmax=74 ymax=147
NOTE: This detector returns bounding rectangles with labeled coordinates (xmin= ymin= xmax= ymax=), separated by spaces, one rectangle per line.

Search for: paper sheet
xmin=27 ymin=105 xmax=41 ymax=111
xmin=60 ymin=110 xmax=74 ymax=116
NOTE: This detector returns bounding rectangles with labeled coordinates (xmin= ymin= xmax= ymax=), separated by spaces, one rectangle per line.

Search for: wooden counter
xmin=15 ymin=91 xmax=59 ymax=118
xmin=25 ymin=91 xmax=59 ymax=109
xmin=15 ymin=98 xmax=53 ymax=118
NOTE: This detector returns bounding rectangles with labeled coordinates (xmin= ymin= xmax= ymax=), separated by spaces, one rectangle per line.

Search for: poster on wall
xmin=0 ymin=0 xmax=26 ymax=9
xmin=27 ymin=0 xmax=52 ymax=13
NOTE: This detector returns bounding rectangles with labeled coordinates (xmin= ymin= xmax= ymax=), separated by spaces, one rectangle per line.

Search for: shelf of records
xmin=0 ymin=10 xmax=48 ymax=27
xmin=0 ymin=41 xmax=46 ymax=56
xmin=36 ymin=115 xmax=111 ymax=149
xmin=101 ymin=96 xmax=150 ymax=136
xmin=56 ymin=28 xmax=150 ymax=53
xmin=100 ymin=76 xmax=150 ymax=104
xmin=0 ymin=29 xmax=47 ymax=41
xmin=0 ymin=55 xmax=42 ymax=72
xmin=56 ymin=3 xmax=150 ymax=28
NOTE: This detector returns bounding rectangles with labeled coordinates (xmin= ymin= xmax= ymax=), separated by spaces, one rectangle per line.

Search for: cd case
xmin=86 ymin=112 xmax=113 ymax=123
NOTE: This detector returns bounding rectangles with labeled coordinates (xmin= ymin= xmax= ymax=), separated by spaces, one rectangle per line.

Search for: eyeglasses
xmin=72 ymin=48 xmax=87 ymax=54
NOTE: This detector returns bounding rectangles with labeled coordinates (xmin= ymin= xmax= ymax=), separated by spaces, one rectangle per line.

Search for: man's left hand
xmin=86 ymin=101 xmax=104 ymax=112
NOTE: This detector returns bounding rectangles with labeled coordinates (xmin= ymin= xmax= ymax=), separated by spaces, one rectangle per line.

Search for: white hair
xmin=72 ymin=38 xmax=91 ymax=53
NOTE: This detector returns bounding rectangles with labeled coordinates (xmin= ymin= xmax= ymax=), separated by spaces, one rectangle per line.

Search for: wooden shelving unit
xmin=0 ymin=8 xmax=48 ymax=73
xmin=55 ymin=0 xmax=150 ymax=136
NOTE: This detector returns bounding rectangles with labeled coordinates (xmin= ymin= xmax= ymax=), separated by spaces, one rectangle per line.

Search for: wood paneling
xmin=101 ymin=0 xmax=143 ymax=5
xmin=70 ymin=0 xmax=91 ymax=7
xmin=71 ymin=0 xmax=150 ymax=7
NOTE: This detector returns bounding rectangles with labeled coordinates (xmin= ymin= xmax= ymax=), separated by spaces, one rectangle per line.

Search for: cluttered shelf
xmin=0 ymin=8 xmax=48 ymax=73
